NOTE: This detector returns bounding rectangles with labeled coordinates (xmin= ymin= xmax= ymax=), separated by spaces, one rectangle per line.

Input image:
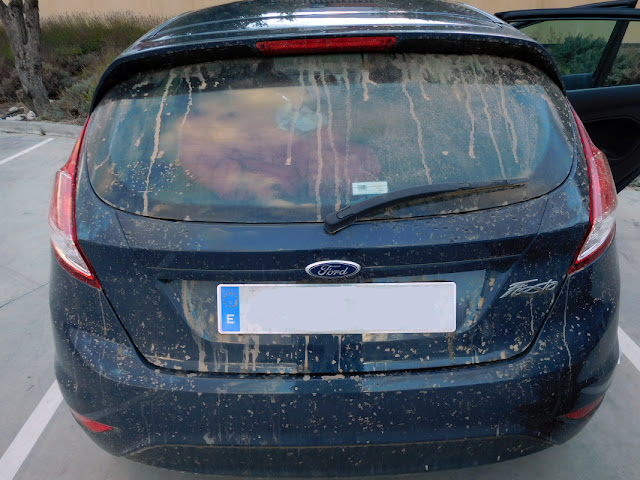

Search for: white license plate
xmin=217 ymin=283 xmax=456 ymax=335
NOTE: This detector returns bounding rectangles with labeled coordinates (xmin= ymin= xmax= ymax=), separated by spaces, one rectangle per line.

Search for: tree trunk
xmin=0 ymin=0 xmax=49 ymax=115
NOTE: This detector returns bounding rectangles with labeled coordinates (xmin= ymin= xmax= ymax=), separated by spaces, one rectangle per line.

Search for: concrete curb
xmin=0 ymin=120 xmax=82 ymax=138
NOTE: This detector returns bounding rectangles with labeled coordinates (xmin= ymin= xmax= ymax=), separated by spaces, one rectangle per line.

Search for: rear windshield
xmin=86 ymin=53 xmax=574 ymax=223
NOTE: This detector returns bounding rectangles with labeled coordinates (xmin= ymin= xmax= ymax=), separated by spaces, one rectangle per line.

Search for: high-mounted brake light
xmin=256 ymin=36 xmax=397 ymax=55
xmin=70 ymin=409 xmax=114 ymax=433
xmin=569 ymin=107 xmax=618 ymax=275
xmin=48 ymin=119 xmax=101 ymax=289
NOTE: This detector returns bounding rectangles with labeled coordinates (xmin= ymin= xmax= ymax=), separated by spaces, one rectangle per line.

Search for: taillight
xmin=569 ymin=107 xmax=618 ymax=274
xmin=48 ymin=119 xmax=101 ymax=289
xmin=256 ymin=36 xmax=396 ymax=55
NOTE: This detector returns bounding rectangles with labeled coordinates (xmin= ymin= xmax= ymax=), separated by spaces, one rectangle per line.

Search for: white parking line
xmin=0 ymin=138 xmax=54 ymax=167
xmin=0 ymin=382 xmax=62 ymax=480
xmin=619 ymin=327 xmax=640 ymax=373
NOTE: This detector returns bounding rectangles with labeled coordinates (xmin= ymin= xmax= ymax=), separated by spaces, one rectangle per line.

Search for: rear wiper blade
xmin=324 ymin=178 xmax=528 ymax=234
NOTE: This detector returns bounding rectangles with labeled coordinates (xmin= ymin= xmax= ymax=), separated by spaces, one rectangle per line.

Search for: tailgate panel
xmin=75 ymin=190 xmax=589 ymax=375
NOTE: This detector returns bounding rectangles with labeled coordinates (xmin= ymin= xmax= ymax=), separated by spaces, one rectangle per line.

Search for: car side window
xmin=605 ymin=20 xmax=640 ymax=86
xmin=520 ymin=19 xmax=617 ymax=90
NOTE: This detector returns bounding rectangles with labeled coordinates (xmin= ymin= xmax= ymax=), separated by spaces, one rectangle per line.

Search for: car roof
xmin=91 ymin=0 xmax=565 ymax=111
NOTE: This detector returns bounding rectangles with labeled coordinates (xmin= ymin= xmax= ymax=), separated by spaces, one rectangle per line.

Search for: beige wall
xmin=39 ymin=0 xmax=633 ymax=18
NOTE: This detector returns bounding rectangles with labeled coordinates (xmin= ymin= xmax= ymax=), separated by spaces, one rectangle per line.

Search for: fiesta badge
xmin=305 ymin=260 xmax=361 ymax=279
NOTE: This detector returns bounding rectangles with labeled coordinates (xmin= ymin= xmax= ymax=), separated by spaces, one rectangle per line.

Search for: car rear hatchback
xmin=48 ymin=0 xmax=620 ymax=476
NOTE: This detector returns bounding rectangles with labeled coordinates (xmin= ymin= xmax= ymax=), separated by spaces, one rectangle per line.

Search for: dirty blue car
xmin=48 ymin=0 xmax=627 ymax=475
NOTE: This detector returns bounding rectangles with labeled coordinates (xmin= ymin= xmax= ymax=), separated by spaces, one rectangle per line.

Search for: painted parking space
xmin=0 ymin=138 xmax=54 ymax=167
xmin=0 ymin=135 xmax=52 ymax=166
xmin=0 ymin=135 xmax=74 ymax=306
xmin=615 ymin=189 xmax=640 ymax=343
xmin=1 ymin=131 xmax=639 ymax=480
xmin=0 ymin=134 xmax=74 ymax=463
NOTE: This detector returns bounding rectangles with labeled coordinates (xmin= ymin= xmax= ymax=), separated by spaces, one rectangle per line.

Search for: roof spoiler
xmin=90 ymin=31 xmax=566 ymax=112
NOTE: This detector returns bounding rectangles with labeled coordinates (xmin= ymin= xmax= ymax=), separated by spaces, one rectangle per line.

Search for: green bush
xmin=0 ymin=71 xmax=19 ymax=103
xmin=0 ymin=25 xmax=12 ymax=61
xmin=0 ymin=12 xmax=164 ymax=120
xmin=544 ymin=34 xmax=608 ymax=76
xmin=607 ymin=45 xmax=640 ymax=86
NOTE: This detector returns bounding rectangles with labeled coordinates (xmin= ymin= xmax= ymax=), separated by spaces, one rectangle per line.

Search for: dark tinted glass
xmin=86 ymin=53 xmax=574 ymax=223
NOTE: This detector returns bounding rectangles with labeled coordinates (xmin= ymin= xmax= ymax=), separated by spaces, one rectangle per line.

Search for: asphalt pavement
xmin=1 ymin=131 xmax=639 ymax=480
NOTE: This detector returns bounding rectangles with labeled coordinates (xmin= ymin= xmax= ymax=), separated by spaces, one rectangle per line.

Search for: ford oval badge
xmin=305 ymin=260 xmax=361 ymax=279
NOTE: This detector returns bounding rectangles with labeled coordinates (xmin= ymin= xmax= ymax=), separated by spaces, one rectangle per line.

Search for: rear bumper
xmin=49 ymin=242 xmax=620 ymax=475
xmin=128 ymin=437 xmax=552 ymax=475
